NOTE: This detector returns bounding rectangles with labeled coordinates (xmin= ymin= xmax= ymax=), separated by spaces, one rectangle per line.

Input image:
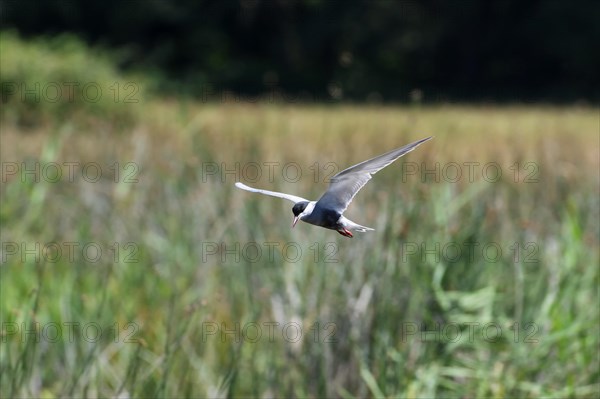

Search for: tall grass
xmin=1 ymin=102 xmax=598 ymax=398
xmin=1 ymin=35 xmax=599 ymax=398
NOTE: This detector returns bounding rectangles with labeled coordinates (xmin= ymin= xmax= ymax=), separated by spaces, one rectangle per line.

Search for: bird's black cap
xmin=292 ymin=201 xmax=309 ymax=216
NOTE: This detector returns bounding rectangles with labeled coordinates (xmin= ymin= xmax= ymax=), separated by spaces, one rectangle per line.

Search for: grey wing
xmin=316 ymin=137 xmax=432 ymax=213
xmin=235 ymin=182 xmax=309 ymax=204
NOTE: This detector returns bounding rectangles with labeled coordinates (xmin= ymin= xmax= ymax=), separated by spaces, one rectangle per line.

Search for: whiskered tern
xmin=235 ymin=137 xmax=432 ymax=237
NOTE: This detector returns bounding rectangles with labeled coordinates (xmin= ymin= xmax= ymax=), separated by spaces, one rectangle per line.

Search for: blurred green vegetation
xmin=3 ymin=1 xmax=599 ymax=102
xmin=1 ymin=31 xmax=145 ymax=128
xmin=1 ymin=33 xmax=599 ymax=398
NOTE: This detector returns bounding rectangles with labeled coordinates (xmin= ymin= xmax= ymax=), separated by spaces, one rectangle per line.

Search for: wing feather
xmin=316 ymin=137 xmax=432 ymax=213
xmin=235 ymin=182 xmax=309 ymax=204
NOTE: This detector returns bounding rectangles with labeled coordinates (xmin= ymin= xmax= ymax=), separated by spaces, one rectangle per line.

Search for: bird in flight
xmin=235 ymin=137 xmax=432 ymax=238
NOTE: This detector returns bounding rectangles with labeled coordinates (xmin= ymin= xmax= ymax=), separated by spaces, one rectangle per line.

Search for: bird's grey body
xmin=300 ymin=201 xmax=373 ymax=233
xmin=235 ymin=136 xmax=432 ymax=237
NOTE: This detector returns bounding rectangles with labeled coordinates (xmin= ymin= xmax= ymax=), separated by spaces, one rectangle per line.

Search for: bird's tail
xmin=343 ymin=218 xmax=375 ymax=233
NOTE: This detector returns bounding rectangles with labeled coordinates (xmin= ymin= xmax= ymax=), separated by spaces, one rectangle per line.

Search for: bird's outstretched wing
xmin=235 ymin=182 xmax=309 ymax=204
xmin=316 ymin=137 xmax=432 ymax=214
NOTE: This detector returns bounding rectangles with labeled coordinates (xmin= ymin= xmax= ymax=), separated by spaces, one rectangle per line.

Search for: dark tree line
xmin=3 ymin=0 xmax=599 ymax=102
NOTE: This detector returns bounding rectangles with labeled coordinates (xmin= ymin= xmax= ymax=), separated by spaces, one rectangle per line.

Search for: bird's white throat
xmin=299 ymin=201 xmax=317 ymax=219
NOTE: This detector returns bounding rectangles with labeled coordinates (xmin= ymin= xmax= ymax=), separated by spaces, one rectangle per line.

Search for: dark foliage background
xmin=2 ymin=0 xmax=599 ymax=102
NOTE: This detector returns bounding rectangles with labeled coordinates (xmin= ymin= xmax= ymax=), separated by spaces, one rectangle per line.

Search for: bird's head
xmin=291 ymin=201 xmax=310 ymax=228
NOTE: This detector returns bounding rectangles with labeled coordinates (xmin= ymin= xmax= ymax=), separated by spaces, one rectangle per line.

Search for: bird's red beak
xmin=292 ymin=216 xmax=299 ymax=228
